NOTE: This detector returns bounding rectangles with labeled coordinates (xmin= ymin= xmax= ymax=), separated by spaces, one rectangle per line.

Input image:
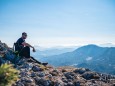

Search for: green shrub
xmin=0 ymin=63 xmax=19 ymax=86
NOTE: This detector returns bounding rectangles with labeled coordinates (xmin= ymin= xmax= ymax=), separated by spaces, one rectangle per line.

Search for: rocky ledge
xmin=0 ymin=41 xmax=115 ymax=86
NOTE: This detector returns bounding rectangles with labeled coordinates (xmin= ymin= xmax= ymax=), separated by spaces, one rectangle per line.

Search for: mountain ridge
xmin=39 ymin=44 xmax=115 ymax=75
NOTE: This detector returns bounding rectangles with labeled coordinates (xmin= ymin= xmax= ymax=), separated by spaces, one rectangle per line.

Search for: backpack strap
xmin=13 ymin=43 xmax=15 ymax=51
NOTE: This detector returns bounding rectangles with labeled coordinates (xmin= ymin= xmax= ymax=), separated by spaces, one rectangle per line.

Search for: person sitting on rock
xmin=15 ymin=32 xmax=48 ymax=65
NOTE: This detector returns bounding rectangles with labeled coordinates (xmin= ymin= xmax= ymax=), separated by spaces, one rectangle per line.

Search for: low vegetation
xmin=0 ymin=63 xmax=19 ymax=86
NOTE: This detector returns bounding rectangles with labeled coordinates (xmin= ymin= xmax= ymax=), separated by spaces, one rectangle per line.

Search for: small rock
xmin=48 ymin=74 xmax=53 ymax=79
xmin=62 ymin=78 xmax=68 ymax=83
xmin=24 ymin=82 xmax=35 ymax=86
xmin=22 ymin=63 xmax=30 ymax=69
xmin=67 ymin=82 xmax=74 ymax=86
xmin=112 ymin=83 xmax=115 ymax=86
xmin=64 ymin=72 xmax=74 ymax=80
xmin=54 ymin=82 xmax=62 ymax=86
xmin=50 ymin=70 xmax=59 ymax=76
xmin=74 ymin=81 xmax=81 ymax=86
xmin=21 ymin=77 xmax=33 ymax=83
xmin=16 ymin=81 xmax=25 ymax=86
xmin=32 ymin=65 xmax=41 ymax=72
xmin=26 ymin=78 xmax=33 ymax=83
xmin=34 ymin=77 xmax=41 ymax=83
xmin=38 ymin=72 xmax=45 ymax=77
xmin=31 ymin=72 xmax=36 ymax=77
xmin=91 ymin=79 xmax=96 ymax=83
xmin=93 ymin=74 xmax=100 ymax=79
xmin=36 ymin=78 xmax=51 ymax=86
xmin=62 ymin=69 xmax=67 ymax=72
xmin=53 ymin=69 xmax=59 ymax=73
xmin=74 ymin=68 xmax=86 ymax=74
xmin=20 ymin=71 xmax=28 ymax=77
xmin=82 ymin=72 xmax=94 ymax=80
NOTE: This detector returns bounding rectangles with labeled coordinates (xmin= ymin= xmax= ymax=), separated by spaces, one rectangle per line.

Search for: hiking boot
xmin=42 ymin=63 xmax=48 ymax=66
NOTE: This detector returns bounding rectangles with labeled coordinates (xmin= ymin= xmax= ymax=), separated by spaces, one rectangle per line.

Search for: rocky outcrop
xmin=0 ymin=41 xmax=115 ymax=86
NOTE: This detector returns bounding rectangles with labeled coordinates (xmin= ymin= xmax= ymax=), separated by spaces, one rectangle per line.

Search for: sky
xmin=0 ymin=0 xmax=115 ymax=47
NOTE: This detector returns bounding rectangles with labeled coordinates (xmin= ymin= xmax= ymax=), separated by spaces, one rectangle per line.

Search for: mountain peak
xmin=83 ymin=44 xmax=100 ymax=48
xmin=74 ymin=44 xmax=100 ymax=52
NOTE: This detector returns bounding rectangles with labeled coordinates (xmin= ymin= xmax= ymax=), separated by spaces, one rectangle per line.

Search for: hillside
xmin=0 ymin=41 xmax=115 ymax=86
xmin=39 ymin=45 xmax=115 ymax=75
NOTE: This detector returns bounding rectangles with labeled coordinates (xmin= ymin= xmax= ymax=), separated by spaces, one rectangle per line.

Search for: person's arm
xmin=22 ymin=42 xmax=36 ymax=52
xmin=22 ymin=42 xmax=33 ymax=48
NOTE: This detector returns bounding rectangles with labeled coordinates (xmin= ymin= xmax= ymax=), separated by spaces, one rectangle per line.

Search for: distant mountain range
xmin=38 ymin=44 xmax=115 ymax=75
xmin=31 ymin=46 xmax=79 ymax=58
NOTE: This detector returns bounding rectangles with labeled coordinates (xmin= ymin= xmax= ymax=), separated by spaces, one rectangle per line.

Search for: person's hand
xmin=32 ymin=47 xmax=36 ymax=52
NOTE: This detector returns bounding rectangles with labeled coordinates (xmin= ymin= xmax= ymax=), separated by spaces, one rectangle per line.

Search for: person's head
xmin=22 ymin=32 xmax=27 ymax=39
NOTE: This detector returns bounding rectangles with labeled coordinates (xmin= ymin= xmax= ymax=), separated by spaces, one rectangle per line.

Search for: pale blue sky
xmin=0 ymin=0 xmax=115 ymax=47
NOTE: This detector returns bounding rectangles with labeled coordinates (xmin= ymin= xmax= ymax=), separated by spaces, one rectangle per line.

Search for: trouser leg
xmin=19 ymin=46 xmax=30 ymax=58
xmin=30 ymin=56 xmax=41 ymax=64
